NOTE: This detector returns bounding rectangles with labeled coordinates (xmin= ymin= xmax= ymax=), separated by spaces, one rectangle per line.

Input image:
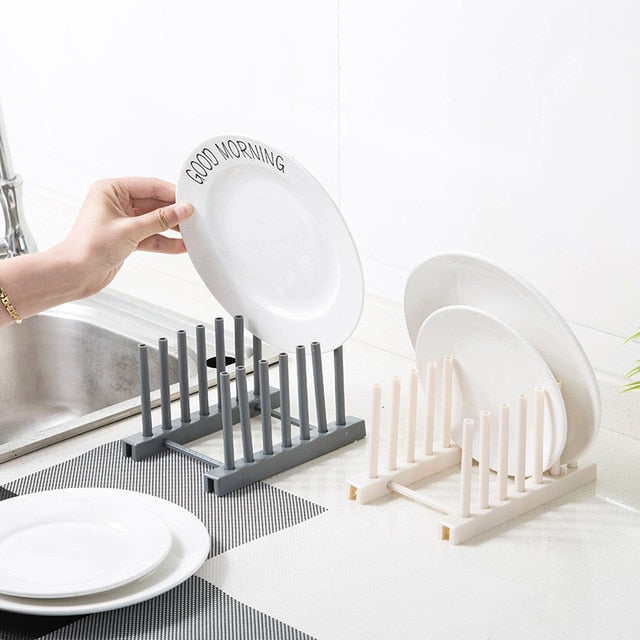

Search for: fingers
xmin=126 ymin=202 xmax=194 ymax=243
xmin=137 ymin=235 xmax=188 ymax=255
xmin=117 ymin=177 xmax=176 ymax=203
xmin=131 ymin=198 xmax=176 ymax=214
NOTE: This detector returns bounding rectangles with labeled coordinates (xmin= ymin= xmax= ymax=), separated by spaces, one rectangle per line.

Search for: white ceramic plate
xmin=415 ymin=306 xmax=567 ymax=476
xmin=404 ymin=253 xmax=600 ymax=464
xmin=0 ymin=489 xmax=210 ymax=615
xmin=177 ymin=135 xmax=364 ymax=353
xmin=0 ymin=491 xmax=172 ymax=599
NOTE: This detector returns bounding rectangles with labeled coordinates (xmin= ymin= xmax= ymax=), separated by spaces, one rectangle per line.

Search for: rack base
xmin=348 ymin=446 xmax=461 ymax=503
xmin=349 ymin=446 xmax=597 ymax=544
xmin=440 ymin=462 xmax=597 ymax=544
xmin=206 ymin=416 xmax=366 ymax=495
xmin=123 ymin=319 xmax=366 ymax=496
xmin=122 ymin=388 xmax=281 ymax=461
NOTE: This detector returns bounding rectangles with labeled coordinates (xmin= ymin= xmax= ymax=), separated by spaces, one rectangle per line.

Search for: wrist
xmin=49 ymin=243 xmax=95 ymax=301
xmin=0 ymin=247 xmax=88 ymax=325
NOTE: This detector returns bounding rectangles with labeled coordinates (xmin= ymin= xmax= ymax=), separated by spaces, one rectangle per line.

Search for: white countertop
xmin=2 ymin=292 xmax=639 ymax=638
xmin=2 ymin=184 xmax=639 ymax=638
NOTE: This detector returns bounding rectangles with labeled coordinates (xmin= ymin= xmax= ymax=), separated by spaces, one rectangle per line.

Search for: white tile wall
xmin=5 ymin=1 xmax=640 ymax=379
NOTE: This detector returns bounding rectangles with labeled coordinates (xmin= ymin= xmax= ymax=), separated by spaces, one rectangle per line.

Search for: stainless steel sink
xmin=0 ymin=289 xmax=264 ymax=462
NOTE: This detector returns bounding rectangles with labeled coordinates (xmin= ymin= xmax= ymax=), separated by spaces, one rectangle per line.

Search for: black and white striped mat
xmin=0 ymin=441 xmax=323 ymax=640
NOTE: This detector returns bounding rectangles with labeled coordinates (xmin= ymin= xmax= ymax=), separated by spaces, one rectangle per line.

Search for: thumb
xmin=127 ymin=202 xmax=194 ymax=242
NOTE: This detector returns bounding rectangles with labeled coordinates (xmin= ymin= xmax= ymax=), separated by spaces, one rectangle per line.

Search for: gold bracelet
xmin=0 ymin=286 xmax=22 ymax=324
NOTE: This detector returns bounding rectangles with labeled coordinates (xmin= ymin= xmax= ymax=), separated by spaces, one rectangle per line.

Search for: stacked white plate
xmin=0 ymin=488 xmax=210 ymax=615
xmin=404 ymin=253 xmax=601 ymax=475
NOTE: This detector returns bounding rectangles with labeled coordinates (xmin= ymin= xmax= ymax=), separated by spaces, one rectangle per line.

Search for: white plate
xmin=404 ymin=253 xmax=600 ymax=464
xmin=0 ymin=489 xmax=210 ymax=615
xmin=0 ymin=491 xmax=172 ymax=599
xmin=415 ymin=306 xmax=567 ymax=476
xmin=177 ymin=135 xmax=364 ymax=353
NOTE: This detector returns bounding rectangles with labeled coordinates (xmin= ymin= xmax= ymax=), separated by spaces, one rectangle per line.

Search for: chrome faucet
xmin=0 ymin=102 xmax=37 ymax=258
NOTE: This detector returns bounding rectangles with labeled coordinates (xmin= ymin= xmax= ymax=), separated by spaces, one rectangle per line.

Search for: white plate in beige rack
xmin=404 ymin=252 xmax=600 ymax=464
xmin=415 ymin=305 xmax=567 ymax=475
xmin=177 ymin=135 xmax=364 ymax=353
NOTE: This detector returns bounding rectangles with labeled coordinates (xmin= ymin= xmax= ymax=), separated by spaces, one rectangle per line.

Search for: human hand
xmin=0 ymin=177 xmax=194 ymax=327
xmin=62 ymin=177 xmax=194 ymax=296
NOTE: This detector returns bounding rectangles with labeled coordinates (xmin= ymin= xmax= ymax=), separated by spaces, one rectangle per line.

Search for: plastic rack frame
xmin=123 ymin=315 xmax=366 ymax=496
